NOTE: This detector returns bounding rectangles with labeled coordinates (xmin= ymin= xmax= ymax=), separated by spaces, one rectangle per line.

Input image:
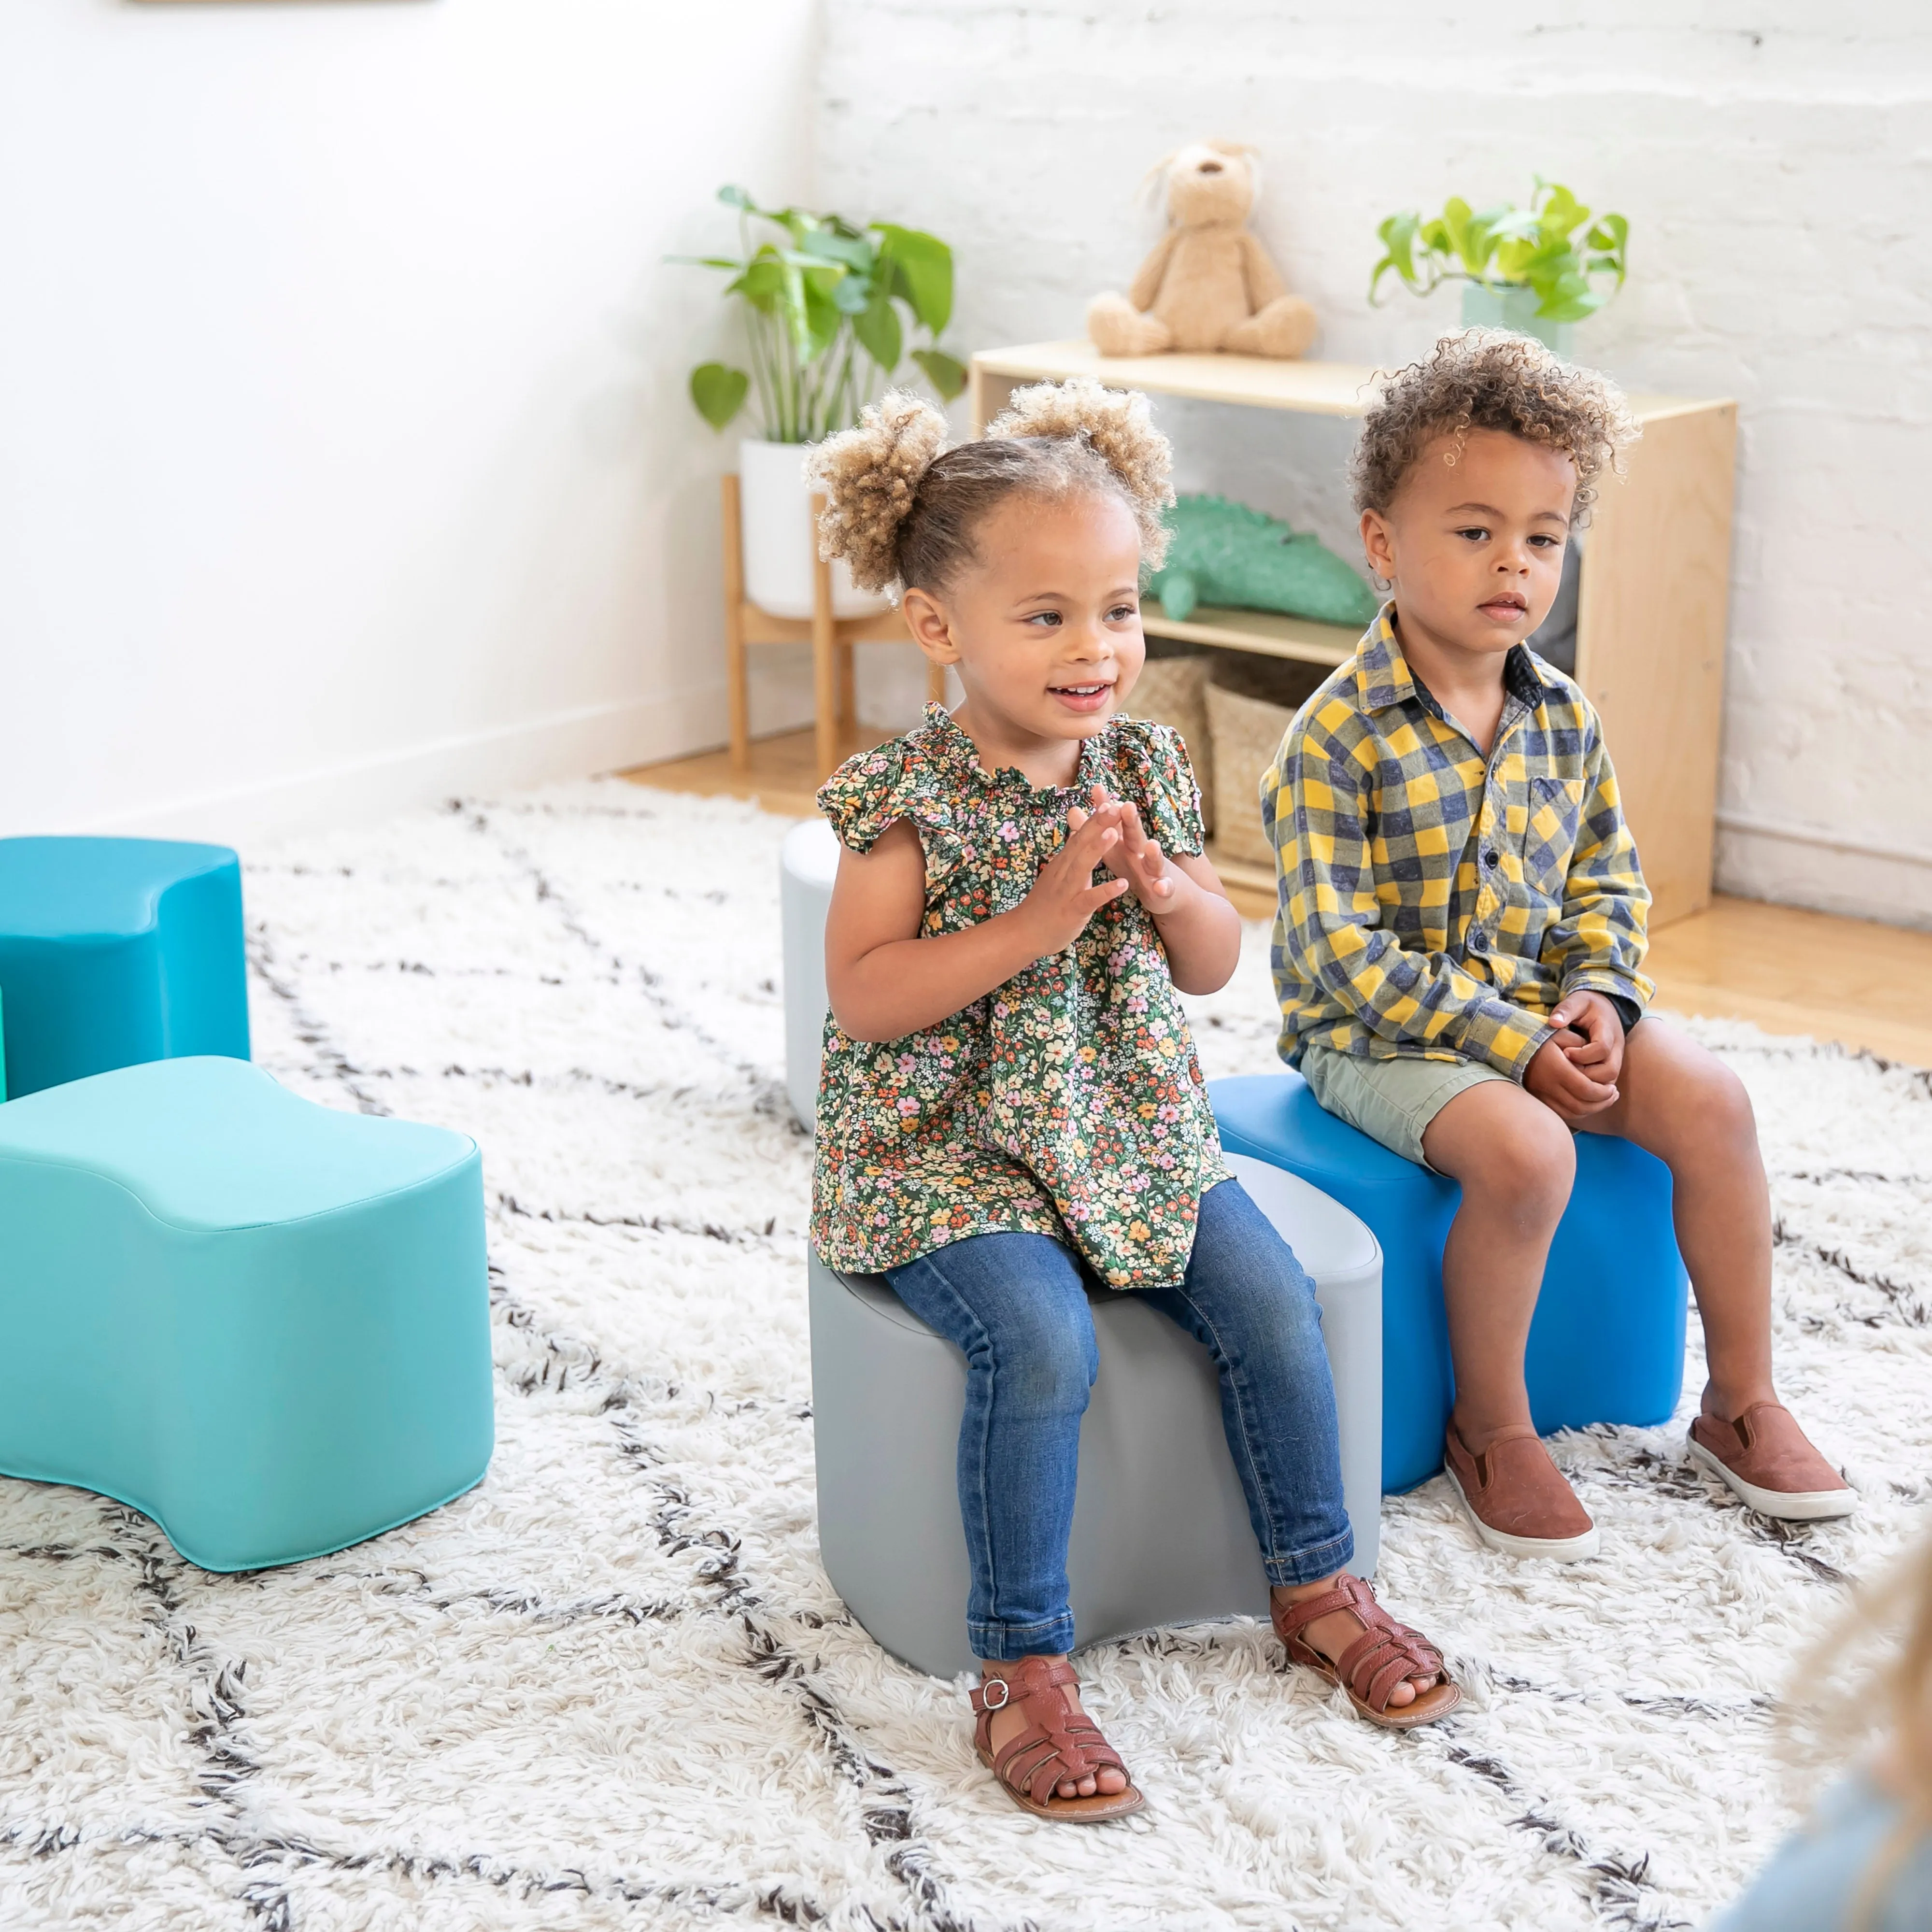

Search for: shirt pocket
xmin=1519 ymin=775 xmax=1587 ymax=899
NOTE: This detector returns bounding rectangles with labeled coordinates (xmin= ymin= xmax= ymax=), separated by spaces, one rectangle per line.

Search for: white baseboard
xmin=45 ymin=651 xmax=916 ymax=853
xmin=72 ymin=687 xmax=734 ymax=850
xmin=1715 ymin=815 xmax=1932 ymax=932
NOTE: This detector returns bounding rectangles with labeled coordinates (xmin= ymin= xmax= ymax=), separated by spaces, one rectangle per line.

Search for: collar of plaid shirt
xmin=1353 ymin=609 xmax=1550 ymax=726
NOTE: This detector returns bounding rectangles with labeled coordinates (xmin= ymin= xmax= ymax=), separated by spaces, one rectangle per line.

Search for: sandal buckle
xmin=980 ymin=1676 xmax=1010 ymax=1710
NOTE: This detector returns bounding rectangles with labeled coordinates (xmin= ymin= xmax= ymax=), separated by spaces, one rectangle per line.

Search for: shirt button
xmin=1468 ymin=931 xmax=1488 ymax=953
xmin=1483 ymin=848 xmax=1500 ymax=868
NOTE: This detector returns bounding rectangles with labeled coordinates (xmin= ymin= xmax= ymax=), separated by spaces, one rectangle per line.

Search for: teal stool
xmin=1212 ymin=1071 xmax=1689 ymax=1494
xmin=0 ymin=1057 xmax=494 ymax=1570
xmin=0 ymin=837 xmax=251 ymax=1100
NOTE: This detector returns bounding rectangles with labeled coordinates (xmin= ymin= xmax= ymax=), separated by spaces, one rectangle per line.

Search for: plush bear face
xmin=1164 ymin=142 xmax=1257 ymax=230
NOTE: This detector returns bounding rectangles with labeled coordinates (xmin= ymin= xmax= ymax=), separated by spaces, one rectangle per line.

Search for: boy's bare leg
xmin=1420 ymin=1021 xmax=1846 ymax=1526
xmin=1575 ymin=1019 xmax=1776 ymax=1420
xmin=1420 ymin=1080 xmax=1577 ymax=1450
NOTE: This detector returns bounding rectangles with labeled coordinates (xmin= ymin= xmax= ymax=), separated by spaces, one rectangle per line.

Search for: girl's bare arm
xmin=825 ymin=810 xmax=1132 ymax=1044
xmin=1147 ymin=851 xmax=1244 ymax=994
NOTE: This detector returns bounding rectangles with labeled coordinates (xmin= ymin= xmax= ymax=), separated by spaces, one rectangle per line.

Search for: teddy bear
xmin=1087 ymin=142 xmax=1317 ymax=359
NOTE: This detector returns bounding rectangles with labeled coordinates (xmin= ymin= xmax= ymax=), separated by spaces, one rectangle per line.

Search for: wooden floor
xmin=625 ymin=728 xmax=1932 ymax=1069
xmin=1642 ymin=896 xmax=1932 ymax=1069
xmin=632 ymin=724 xmax=871 ymax=823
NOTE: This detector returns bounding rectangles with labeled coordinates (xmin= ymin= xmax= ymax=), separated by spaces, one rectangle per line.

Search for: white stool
xmin=810 ymin=1164 xmax=1381 ymax=1680
xmin=780 ymin=818 xmax=839 ymax=1133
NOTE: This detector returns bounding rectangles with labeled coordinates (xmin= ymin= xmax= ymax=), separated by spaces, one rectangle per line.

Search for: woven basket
xmin=1203 ymin=656 xmax=1332 ymax=868
xmin=1205 ymin=682 xmax=1298 ymax=868
xmin=1123 ymin=654 xmax=1214 ymax=835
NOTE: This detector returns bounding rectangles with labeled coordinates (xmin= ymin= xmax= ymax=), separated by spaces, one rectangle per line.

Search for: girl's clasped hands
xmin=1021 ymin=786 xmax=1187 ymax=955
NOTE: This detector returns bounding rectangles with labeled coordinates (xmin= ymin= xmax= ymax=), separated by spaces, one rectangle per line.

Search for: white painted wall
xmin=0 ymin=0 xmax=820 ymax=845
xmin=821 ymin=0 xmax=1932 ymax=927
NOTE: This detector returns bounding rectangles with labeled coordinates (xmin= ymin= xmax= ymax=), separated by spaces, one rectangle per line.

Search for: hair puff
xmin=807 ymin=392 xmax=950 ymax=595
xmin=986 ymin=377 xmax=1176 ymax=566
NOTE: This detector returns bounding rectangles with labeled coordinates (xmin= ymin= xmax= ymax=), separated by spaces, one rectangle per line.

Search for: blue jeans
xmin=884 ymin=1177 xmax=1352 ymax=1662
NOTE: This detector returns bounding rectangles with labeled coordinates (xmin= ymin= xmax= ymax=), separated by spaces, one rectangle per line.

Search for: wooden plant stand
xmin=970 ymin=341 xmax=1737 ymax=928
xmin=721 ymin=474 xmax=946 ymax=783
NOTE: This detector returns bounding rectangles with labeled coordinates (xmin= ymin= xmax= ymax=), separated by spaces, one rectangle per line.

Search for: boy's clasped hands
xmin=1527 ymin=989 xmax=1626 ymax=1122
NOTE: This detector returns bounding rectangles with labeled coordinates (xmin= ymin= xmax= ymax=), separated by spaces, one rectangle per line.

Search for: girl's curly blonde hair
xmin=1350 ymin=328 xmax=1640 ymax=526
xmin=807 ymin=377 xmax=1175 ymax=601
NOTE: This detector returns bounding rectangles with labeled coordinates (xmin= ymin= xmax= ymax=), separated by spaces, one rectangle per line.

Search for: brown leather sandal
xmin=969 ymin=1657 xmax=1145 ymax=1823
xmin=1272 ymin=1573 xmax=1462 ymax=1730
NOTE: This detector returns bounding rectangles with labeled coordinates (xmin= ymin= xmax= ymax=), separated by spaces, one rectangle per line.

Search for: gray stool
xmin=809 ymin=1157 xmax=1381 ymax=1679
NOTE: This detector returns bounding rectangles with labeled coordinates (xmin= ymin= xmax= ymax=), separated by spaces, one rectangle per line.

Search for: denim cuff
xmin=1260 ymin=1524 xmax=1356 ymax=1589
xmin=969 ymin=1611 xmax=1078 ymax=1663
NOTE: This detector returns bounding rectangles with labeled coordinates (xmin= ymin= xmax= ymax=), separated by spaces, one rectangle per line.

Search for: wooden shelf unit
xmin=1143 ymin=600 xmax=1356 ymax=669
xmin=970 ymin=341 xmax=1738 ymax=928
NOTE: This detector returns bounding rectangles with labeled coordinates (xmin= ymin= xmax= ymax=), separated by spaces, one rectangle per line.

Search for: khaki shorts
xmin=1299 ymin=1044 xmax=1512 ymax=1173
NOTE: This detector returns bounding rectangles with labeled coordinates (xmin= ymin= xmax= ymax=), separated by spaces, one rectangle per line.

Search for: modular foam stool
xmin=810 ymin=1160 xmax=1381 ymax=1679
xmin=1211 ymin=1070 xmax=1690 ymax=1493
xmin=780 ymin=816 xmax=839 ymax=1132
xmin=0 ymin=836 xmax=251 ymax=1099
xmin=0 ymin=1056 xmax=493 ymax=1570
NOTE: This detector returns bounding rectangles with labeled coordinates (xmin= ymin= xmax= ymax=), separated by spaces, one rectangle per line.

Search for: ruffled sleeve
xmin=816 ymin=738 xmax=921 ymax=855
xmin=814 ymin=723 xmax=966 ymax=895
xmin=1098 ymin=717 xmax=1207 ymax=858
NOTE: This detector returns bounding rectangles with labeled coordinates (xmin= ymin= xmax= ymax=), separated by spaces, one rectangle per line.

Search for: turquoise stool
xmin=0 ymin=837 xmax=251 ymax=1100
xmin=0 ymin=1056 xmax=493 ymax=1570
xmin=1211 ymin=1071 xmax=1689 ymax=1493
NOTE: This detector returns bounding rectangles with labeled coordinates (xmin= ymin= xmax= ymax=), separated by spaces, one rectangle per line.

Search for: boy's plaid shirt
xmin=1261 ymin=610 xmax=1654 ymax=1080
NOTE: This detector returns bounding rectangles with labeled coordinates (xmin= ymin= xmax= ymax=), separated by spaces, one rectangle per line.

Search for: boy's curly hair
xmin=1349 ymin=329 xmax=1640 ymax=525
xmin=808 ymin=377 xmax=1175 ymax=601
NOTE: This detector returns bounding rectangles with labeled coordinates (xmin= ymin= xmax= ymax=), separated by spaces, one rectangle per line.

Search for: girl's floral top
xmin=810 ymin=704 xmax=1228 ymax=1290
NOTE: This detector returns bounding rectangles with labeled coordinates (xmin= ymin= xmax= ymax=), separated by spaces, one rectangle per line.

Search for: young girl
xmin=806 ymin=380 xmax=1460 ymax=1825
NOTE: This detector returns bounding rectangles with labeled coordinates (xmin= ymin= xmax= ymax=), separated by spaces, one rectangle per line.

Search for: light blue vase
xmin=1460 ymin=280 xmax=1573 ymax=357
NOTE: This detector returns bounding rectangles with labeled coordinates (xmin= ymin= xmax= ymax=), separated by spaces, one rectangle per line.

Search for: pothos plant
xmin=678 ymin=186 xmax=967 ymax=443
xmin=1369 ymin=178 xmax=1630 ymax=324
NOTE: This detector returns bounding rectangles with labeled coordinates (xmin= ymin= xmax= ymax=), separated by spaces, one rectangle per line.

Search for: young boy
xmin=1263 ymin=329 xmax=1855 ymax=1559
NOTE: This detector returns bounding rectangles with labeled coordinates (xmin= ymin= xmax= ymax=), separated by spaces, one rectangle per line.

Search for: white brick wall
xmin=820 ymin=0 xmax=1932 ymax=928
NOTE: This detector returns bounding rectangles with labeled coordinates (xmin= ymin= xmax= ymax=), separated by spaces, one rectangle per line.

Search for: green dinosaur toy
xmin=1146 ymin=494 xmax=1380 ymax=628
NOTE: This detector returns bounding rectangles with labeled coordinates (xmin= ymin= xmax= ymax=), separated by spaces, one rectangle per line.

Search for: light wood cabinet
xmin=970 ymin=340 xmax=1736 ymax=928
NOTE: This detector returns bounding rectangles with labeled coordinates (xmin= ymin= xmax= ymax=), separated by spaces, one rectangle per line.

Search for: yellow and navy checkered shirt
xmin=1261 ymin=610 xmax=1654 ymax=1080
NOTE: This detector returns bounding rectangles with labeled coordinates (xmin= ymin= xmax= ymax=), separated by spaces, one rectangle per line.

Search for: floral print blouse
xmin=810 ymin=703 xmax=1228 ymax=1290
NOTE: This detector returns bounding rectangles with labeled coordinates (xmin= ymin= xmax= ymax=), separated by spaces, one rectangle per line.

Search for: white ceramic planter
xmin=738 ymin=437 xmax=890 ymax=621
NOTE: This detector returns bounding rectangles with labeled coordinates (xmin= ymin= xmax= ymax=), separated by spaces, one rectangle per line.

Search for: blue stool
xmin=0 ymin=1056 xmax=493 ymax=1570
xmin=1211 ymin=1071 xmax=1689 ymax=1492
xmin=0 ymin=837 xmax=251 ymax=1100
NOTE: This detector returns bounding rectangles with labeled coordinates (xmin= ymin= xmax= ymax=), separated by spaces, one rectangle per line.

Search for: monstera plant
xmin=680 ymin=185 xmax=967 ymax=443
xmin=1369 ymin=179 xmax=1630 ymax=343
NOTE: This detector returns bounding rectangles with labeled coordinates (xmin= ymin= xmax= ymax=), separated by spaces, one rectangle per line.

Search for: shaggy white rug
xmin=3 ymin=779 xmax=1928 ymax=1932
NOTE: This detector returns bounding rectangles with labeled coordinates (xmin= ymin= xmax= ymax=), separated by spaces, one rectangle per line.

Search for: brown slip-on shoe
xmin=1443 ymin=1420 xmax=1600 ymax=1561
xmin=1688 ymin=1402 xmax=1858 ymax=1520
